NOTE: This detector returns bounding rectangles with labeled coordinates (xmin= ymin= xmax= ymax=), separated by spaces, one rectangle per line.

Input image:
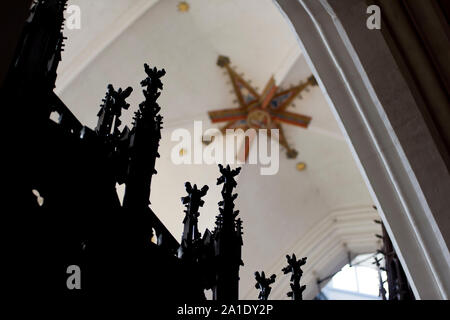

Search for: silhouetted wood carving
xmin=373 ymin=256 xmax=387 ymax=300
xmin=212 ymin=164 xmax=244 ymax=301
xmin=374 ymin=219 xmax=415 ymax=300
xmin=95 ymin=84 xmax=133 ymax=140
xmin=179 ymin=183 xmax=209 ymax=256
xmin=283 ymin=254 xmax=307 ymax=300
xmin=6 ymin=0 xmax=309 ymax=302
xmin=255 ymin=271 xmax=276 ymax=300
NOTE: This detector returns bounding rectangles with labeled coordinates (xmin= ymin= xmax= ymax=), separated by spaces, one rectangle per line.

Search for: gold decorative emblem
xmin=247 ymin=109 xmax=272 ymax=129
xmin=296 ymin=162 xmax=306 ymax=171
xmin=177 ymin=1 xmax=190 ymax=12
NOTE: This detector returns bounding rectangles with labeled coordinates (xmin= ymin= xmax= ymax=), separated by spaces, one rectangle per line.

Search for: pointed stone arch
xmin=275 ymin=0 xmax=450 ymax=299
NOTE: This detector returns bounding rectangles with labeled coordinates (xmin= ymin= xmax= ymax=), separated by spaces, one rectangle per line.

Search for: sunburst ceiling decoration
xmin=207 ymin=55 xmax=317 ymax=160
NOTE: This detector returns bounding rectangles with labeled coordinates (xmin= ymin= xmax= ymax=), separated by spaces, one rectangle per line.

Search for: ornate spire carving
xmin=123 ymin=64 xmax=165 ymax=231
xmin=212 ymin=164 xmax=244 ymax=301
xmin=95 ymin=84 xmax=133 ymax=140
xmin=282 ymin=254 xmax=307 ymax=300
xmin=179 ymin=182 xmax=209 ymax=259
xmin=255 ymin=271 xmax=276 ymax=300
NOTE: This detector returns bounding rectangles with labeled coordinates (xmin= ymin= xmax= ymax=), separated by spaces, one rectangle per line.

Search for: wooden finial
xmin=217 ymin=55 xmax=231 ymax=67
xmin=308 ymin=75 xmax=317 ymax=86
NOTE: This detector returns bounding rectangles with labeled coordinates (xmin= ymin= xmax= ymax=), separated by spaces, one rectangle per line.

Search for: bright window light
xmin=317 ymin=253 xmax=388 ymax=300
xmin=331 ymin=264 xmax=358 ymax=292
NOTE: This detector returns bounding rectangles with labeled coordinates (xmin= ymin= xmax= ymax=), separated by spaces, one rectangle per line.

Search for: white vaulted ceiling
xmin=57 ymin=0 xmax=381 ymax=299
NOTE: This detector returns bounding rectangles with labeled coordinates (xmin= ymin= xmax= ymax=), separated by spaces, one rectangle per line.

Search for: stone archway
xmin=275 ymin=0 xmax=450 ymax=299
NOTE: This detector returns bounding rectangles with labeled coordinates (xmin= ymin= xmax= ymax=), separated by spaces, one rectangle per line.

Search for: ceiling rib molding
xmin=56 ymin=0 xmax=160 ymax=95
xmin=242 ymin=205 xmax=380 ymax=300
